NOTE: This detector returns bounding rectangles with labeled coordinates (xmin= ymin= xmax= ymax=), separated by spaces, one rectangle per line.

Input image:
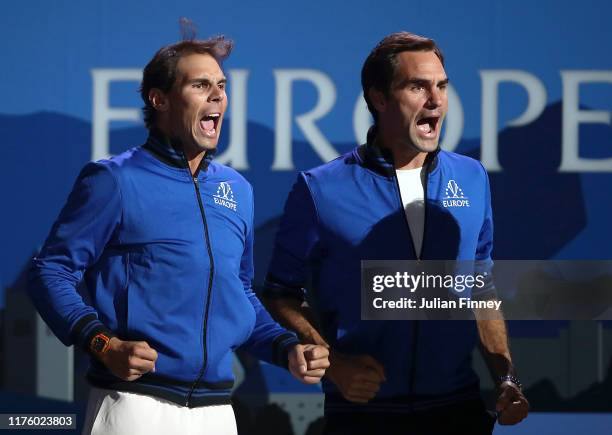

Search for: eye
xmin=218 ymin=83 xmax=226 ymax=91
xmin=192 ymin=82 xmax=209 ymax=89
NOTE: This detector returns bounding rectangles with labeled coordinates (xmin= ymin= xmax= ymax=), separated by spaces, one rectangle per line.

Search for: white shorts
xmin=81 ymin=387 xmax=237 ymax=435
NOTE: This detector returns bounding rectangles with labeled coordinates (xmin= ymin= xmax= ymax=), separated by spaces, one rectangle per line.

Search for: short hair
xmin=361 ymin=32 xmax=444 ymax=124
xmin=140 ymin=35 xmax=233 ymax=129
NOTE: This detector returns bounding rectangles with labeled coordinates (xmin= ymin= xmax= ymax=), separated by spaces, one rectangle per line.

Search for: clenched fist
xmin=98 ymin=338 xmax=158 ymax=381
xmin=288 ymin=344 xmax=330 ymax=384
xmin=496 ymin=382 xmax=529 ymax=425
xmin=326 ymin=352 xmax=386 ymax=403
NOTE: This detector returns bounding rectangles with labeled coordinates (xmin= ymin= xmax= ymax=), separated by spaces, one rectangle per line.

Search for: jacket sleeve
xmin=474 ymin=163 xmax=495 ymax=297
xmin=262 ymin=173 xmax=320 ymax=301
xmin=28 ymin=162 xmax=121 ymax=350
xmin=238 ymin=183 xmax=299 ymax=367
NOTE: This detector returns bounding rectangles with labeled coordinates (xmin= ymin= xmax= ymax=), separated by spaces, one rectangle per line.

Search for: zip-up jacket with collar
xmin=264 ymin=138 xmax=494 ymax=414
xmin=28 ymin=135 xmax=299 ymax=407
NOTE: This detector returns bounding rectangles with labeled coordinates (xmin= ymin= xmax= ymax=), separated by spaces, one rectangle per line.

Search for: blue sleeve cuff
xmin=70 ymin=314 xmax=116 ymax=353
xmin=272 ymin=332 xmax=301 ymax=369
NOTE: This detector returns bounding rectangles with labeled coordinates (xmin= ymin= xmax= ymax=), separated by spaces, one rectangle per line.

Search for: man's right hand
xmin=326 ymin=351 xmax=386 ymax=403
xmin=98 ymin=337 xmax=158 ymax=381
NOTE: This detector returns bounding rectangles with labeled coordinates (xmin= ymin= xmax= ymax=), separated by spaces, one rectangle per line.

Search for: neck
xmin=376 ymin=130 xmax=427 ymax=170
xmin=178 ymin=143 xmax=206 ymax=175
xmin=153 ymin=126 xmax=206 ymax=176
xmin=185 ymin=149 xmax=206 ymax=176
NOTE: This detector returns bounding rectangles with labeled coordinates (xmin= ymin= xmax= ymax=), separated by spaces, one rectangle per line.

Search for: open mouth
xmin=416 ymin=116 xmax=440 ymax=138
xmin=200 ymin=113 xmax=221 ymax=138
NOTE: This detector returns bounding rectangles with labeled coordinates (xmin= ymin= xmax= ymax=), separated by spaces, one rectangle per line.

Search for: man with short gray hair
xmin=263 ymin=31 xmax=528 ymax=435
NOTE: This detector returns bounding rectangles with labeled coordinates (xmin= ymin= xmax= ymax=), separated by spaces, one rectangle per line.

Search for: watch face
xmin=91 ymin=335 xmax=108 ymax=353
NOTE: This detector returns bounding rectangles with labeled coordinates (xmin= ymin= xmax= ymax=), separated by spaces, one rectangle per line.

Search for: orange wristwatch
xmin=90 ymin=333 xmax=112 ymax=354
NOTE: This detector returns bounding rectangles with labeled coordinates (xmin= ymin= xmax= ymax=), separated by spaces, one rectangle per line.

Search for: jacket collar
xmin=143 ymin=130 xmax=216 ymax=174
xmin=360 ymin=126 xmax=440 ymax=178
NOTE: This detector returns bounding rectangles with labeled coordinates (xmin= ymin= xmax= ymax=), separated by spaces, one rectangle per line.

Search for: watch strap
xmin=498 ymin=374 xmax=522 ymax=390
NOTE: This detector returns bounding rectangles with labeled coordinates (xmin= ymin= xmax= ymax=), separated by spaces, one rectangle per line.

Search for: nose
xmin=208 ymin=86 xmax=224 ymax=103
xmin=425 ymin=87 xmax=442 ymax=110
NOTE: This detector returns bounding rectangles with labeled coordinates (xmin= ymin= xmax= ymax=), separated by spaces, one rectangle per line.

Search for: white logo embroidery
xmin=442 ymin=180 xmax=470 ymax=208
xmin=213 ymin=182 xmax=237 ymax=211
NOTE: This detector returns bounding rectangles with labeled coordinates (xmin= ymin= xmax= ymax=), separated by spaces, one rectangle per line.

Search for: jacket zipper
xmin=185 ymin=175 xmax=216 ymax=406
xmin=391 ymin=163 xmax=429 ymax=400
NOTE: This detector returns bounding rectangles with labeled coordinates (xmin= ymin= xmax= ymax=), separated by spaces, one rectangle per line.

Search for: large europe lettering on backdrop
xmin=91 ymin=68 xmax=612 ymax=171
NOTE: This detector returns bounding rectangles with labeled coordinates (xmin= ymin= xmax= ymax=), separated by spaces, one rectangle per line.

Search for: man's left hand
xmin=496 ymin=382 xmax=529 ymax=425
xmin=288 ymin=344 xmax=330 ymax=384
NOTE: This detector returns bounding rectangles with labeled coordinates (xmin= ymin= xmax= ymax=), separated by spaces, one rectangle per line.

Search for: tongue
xmin=201 ymin=119 xmax=215 ymax=132
xmin=417 ymin=121 xmax=432 ymax=134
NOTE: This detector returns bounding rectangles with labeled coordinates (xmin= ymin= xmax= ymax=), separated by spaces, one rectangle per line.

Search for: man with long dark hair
xmin=29 ymin=30 xmax=329 ymax=434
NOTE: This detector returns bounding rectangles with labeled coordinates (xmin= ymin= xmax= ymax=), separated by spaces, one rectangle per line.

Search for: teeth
xmin=201 ymin=113 xmax=220 ymax=122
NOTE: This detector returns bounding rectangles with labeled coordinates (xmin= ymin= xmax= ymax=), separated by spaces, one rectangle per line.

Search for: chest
xmin=115 ymin=172 xmax=251 ymax=265
xmin=314 ymin=169 xmax=487 ymax=260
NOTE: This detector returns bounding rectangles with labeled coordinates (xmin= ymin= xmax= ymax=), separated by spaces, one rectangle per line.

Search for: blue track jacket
xmin=265 ymin=141 xmax=494 ymax=413
xmin=29 ymin=135 xmax=299 ymax=407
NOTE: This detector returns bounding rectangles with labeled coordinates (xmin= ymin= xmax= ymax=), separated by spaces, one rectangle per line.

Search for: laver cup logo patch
xmin=442 ymin=180 xmax=470 ymax=208
xmin=213 ymin=182 xmax=237 ymax=211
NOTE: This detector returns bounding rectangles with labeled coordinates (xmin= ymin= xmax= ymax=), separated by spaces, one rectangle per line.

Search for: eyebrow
xmin=408 ymin=77 xmax=449 ymax=85
xmin=398 ymin=77 xmax=450 ymax=88
xmin=187 ymin=77 xmax=227 ymax=85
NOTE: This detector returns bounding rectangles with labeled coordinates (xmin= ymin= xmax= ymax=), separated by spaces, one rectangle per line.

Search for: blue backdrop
xmin=1 ymin=1 xmax=611 ymax=433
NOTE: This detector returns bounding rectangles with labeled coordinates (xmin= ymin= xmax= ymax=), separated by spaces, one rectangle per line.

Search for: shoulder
xmin=89 ymin=146 xmax=143 ymax=178
xmin=78 ymin=147 xmax=148 ymax=190
xmin=65 ymin=156 xmax=127 ymax=208
xmin=437 ymin=150 xmax=488 ymax=178
xmin=303 ymin=147 xmax=361 ymax=182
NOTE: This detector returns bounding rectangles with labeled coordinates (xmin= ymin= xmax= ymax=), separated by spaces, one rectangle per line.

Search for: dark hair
xmin=140 ymin=32 xmax=233 ymax=129
xmin=361 ymin=32 xmax=444 ymax=124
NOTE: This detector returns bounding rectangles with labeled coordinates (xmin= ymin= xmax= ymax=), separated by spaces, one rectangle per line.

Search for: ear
xmin=368 ymin=88 xmax=387 ymax=114
xmin=149 ymin=88 xmax=169 ymax=113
